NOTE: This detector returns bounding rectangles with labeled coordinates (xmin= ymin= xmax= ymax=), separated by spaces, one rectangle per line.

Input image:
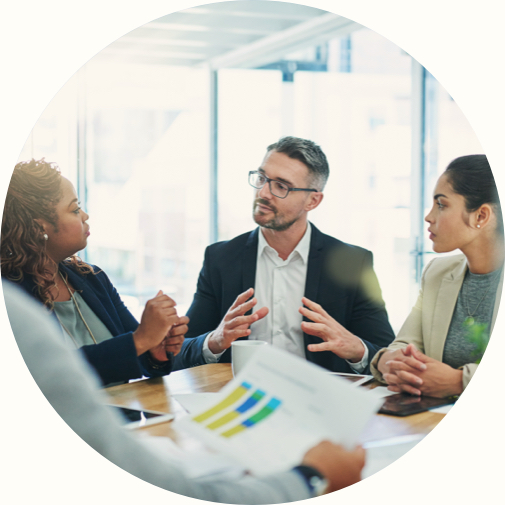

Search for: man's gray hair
xmin=267 ymin=136 xmax=329 ymax=191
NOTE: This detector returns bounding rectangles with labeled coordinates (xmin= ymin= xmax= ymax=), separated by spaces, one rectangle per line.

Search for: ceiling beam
xmin=207 ymin=13 xmax=362 ymax=70
xmin=146 ymin=22 xmax=273 ymax=37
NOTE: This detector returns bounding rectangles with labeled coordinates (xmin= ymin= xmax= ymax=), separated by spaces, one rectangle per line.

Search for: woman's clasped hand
xmin=380 ymin=344 xmax=463 ymax=398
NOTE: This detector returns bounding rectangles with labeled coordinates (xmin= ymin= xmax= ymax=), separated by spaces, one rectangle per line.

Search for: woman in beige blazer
xmin=371 ymin=155 xmax=504 ymax=397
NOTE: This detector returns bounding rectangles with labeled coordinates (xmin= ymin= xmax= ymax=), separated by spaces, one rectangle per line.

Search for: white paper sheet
xmin=173 ymin=393 xmax=221 ymax=414
xmin=139 ymin=435 xmax=246 ymax=480
xmin=174 ymin=346 xmax=382 ymax=476
xmin=363 ymin=434 xmax=425 ymax=478
xmin=367 ymin=386 xmax=399 ymax=398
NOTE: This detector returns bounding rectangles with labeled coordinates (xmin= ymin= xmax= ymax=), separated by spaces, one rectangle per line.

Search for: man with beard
xmin=177 ymin=137 xmax=395 ymax=373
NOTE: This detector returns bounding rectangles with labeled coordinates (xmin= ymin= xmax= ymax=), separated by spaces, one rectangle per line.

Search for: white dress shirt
xmin=203 ymin=224 xmax=368 ymax=371
xmin=249 ymin=224 xmax=312 ymax=358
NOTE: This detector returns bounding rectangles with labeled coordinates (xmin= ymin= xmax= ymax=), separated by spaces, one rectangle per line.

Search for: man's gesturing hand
xmin=300 ymin=297 xmax=365 ymax=363
xmin=208 ymin=288 xmax=268 ymax=355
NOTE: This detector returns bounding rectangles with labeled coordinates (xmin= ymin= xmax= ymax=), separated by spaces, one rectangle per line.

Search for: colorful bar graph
xmin=221 ymin=424 xmax=247 ymax=438
xmin=193 ymin=382 xmax=251 ymax=423
xmin=236 ymin=389 xmax=265 ymax=413
xmin=207 ymin=410 xmax=240 ymax=429
xmin=243 ymin=398 xmax=281 ymax=427
xmin=221 ymin=397 xmax=282 ymax=438
xmin=206 ymin=389 xmax=265 ymax=429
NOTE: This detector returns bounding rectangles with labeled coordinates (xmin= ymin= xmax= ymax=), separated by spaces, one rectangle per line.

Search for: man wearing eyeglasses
xmin=176 ymin=137 xmax=395 ymax=373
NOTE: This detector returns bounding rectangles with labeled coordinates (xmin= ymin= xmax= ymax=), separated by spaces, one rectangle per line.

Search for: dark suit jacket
xmin=179 ymin=223 xmax=395 ymax=373
xmin=9 ymin=262 xmax=182 ymax=385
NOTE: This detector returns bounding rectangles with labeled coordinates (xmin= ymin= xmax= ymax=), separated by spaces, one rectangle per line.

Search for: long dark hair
xmin=1 ymin=158 xmax=93 ymax=306
xmin=444 ymin=154 xmax=503 ymax=236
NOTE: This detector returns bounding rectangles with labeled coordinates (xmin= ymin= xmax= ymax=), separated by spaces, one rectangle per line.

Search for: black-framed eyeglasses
xmin=248 ymin=171 xmax=318 ymax=199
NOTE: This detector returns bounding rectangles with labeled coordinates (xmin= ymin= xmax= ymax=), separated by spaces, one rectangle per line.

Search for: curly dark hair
xmin=1 ymin=158 xmax=93 ymax=306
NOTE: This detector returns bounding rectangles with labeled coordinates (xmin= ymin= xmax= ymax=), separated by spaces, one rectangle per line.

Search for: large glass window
xmin=17 ymin=73 xmax=81 ymax=182
xmin=421 ymin=71 xmax=485 ymax=268
xmin=83 ymin=62 xmax=210 ymax=316
xmin=15 ymin=21 xmax=485 ymax=330
xmin=218 ymin=28 xmax=412 ymax=331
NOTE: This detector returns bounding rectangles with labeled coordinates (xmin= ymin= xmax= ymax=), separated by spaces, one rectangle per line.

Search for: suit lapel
xmin=61 ymin=264 xmax=122 ymax=336
xmin=304 ymin=223 xmax=324 ymax=302
xmin=428 ymin=258 xmax=467 ymax=360
xmin=303 ymin=224 xmax=324 ymax=360
xmin=242 ymin=229 xmax=259 ymax=315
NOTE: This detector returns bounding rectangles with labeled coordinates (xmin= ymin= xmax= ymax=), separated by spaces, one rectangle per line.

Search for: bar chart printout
xmin=174 ymin=346 xmax=382 ymax=476
xmin=192 ymin=381 xmax=282 ymax=438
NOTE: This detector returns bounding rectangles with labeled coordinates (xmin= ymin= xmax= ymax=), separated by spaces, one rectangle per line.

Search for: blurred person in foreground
xmin=1 ymin=159 xmax=190 ymax=386
xmin=371 ymin=155 xmax=504 ymax=397
xmin=5 ymin=281 xmax=365 ymax=503
xmin=179 ymin=137 xmax=395 ymax=374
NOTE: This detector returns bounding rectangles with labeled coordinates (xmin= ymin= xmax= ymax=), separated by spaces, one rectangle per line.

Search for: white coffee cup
xmin=231 ymin=340 xmax=268 ymax=376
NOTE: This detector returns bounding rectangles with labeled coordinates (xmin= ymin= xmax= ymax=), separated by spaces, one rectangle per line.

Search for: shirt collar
xmin=258 ymin=223 xmax=312 ymax=265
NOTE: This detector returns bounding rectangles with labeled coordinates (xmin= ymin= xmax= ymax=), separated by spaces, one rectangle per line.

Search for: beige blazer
xmin=370 ymin=254 xmax=503 ymax=390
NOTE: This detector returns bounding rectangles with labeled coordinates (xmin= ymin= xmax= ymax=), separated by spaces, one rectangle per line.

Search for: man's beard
xmin=252 ymin=198 xmax=297 ymax=232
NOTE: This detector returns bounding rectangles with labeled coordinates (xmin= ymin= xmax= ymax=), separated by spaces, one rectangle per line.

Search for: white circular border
xmin=1 ymin=1 xmax=503 ymax=504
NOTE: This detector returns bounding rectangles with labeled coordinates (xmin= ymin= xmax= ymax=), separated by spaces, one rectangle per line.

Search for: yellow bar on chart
xmin=221 ymin=424 xmax=247 ymax=438
xmin=193 ymin=382 xmax=251 ymax=423
xmin=207 ymin=410 xmax=240 ymax=430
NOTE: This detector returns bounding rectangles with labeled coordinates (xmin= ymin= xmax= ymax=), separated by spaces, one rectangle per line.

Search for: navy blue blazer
xmin=179 ymin=224 xmax=395 ymax=373
xmin=10 ymin=262 xmax=179 ymax=385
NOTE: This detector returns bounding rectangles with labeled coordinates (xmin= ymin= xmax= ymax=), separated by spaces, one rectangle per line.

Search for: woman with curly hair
xmin=2 ymin=159 xmax=189 ymax=386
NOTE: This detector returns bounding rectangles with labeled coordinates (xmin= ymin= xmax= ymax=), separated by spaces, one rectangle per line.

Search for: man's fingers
xmin=254 ymin=306 xmax=269 ymax=321
xmin=299 ymin=306 xmax=325 ymax=323
xmin=301 ymin=321 xmax=327 ymax=339
xmin=307 ymin=342 xmax=332 ymax=353
xmin=227 ymin=297 xmax=257 ymax=319
xmin=226 ymin=312 xmax=263 ymax=329
xmin=301 ymin=297 xmax=328 ymax=316
xmin=230 ymin=288 xmax=254 ymax=309
xmin=225 ymin=328 xmax=252 ymax=342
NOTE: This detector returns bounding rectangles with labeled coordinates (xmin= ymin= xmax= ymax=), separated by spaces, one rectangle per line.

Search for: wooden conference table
xmin=103 ymin=363 xmax=446 ymax=449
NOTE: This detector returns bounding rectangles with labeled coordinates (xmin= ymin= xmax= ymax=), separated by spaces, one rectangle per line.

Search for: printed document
xmin=174 ymin=345 xmax=382 ymax=476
